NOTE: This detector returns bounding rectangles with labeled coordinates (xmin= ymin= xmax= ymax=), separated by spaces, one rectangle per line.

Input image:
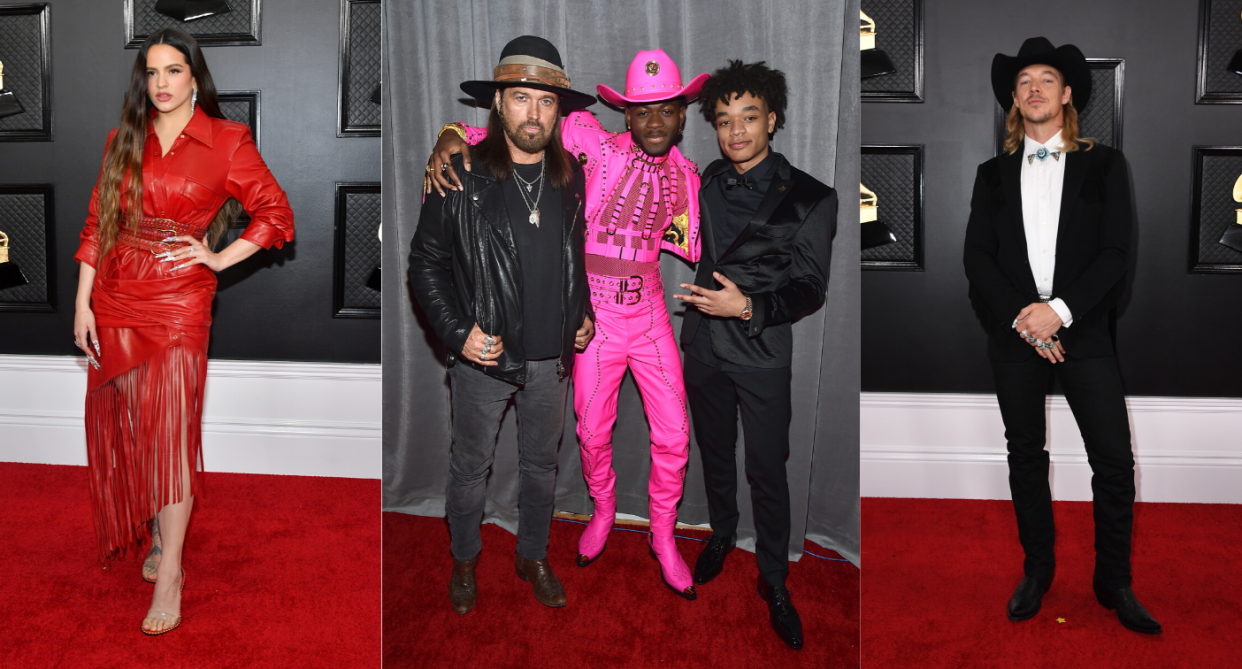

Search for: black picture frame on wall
xmin=993 ymin=58 xmax=1125 ymax=156
xmin=1196 ymin=0 xmax=1242 ymax=104
xmin=0 ymin=3 xmax=53 ymax=142
xmin=337 ymin=0 xmax=381 ymax=137
xmin=213 ymin=91 xmax=260 ymax=228
xmin=216 ymin=90 xmax=260 ymax=150
xmin=1189 ymin=146 xmax=1242 ymax=273
xmin=0 ymin=184 xmax=56 ymax=312
xmin=333 ymin=182 xmax=381 ymax=318
xmin=860 ymin=0 xmax=923 ymax=103
xmin=124 ymin=0 xmax=262 ymax=48
xmin=861 ymin=145 xmax=924 ymax=270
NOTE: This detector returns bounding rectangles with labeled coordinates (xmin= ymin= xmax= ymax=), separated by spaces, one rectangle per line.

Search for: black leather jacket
xmin=408 ymin=154 xmax=589 ymax=385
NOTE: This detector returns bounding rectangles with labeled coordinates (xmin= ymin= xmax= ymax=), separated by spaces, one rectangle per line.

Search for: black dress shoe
xmin=1093 ymin=582 xmax=1163 ymax=634
xmin=1006 ymin=574 xmax=1053 ymax=621
xmin=757 ymin=578 xmax=803 ymax=650
xmin=693 ymin=534 xmax=735 ymax=585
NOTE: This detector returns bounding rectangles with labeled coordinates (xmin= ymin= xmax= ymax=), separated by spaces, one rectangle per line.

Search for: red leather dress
xmin=75 ymin=106 xmax=294 ymax=562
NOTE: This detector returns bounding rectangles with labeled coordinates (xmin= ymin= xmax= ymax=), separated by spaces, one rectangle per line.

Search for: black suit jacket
xmin=680 ymin=154 xmax=838 ymax=368
xmin=963 ymin=143 xmax=1132 ymax=362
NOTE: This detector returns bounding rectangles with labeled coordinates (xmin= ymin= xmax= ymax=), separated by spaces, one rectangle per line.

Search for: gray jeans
xmin=445 ymin=358 xmax=567 ymax=562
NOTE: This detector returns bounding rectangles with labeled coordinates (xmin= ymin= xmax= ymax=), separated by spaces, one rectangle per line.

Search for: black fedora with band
xmin=460 ymin=35 xmax=596 ymax=111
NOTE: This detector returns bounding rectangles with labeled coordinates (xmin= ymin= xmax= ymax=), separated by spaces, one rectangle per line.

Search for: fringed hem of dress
xmin=85 ymin=336 xmax=207 ymax=565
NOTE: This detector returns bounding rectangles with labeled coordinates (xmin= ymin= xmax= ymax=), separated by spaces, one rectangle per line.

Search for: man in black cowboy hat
xmin=963 ymin=37 xmax=1160 ymax=634
xmin=408 ymin=35 xmax=595 ymax=615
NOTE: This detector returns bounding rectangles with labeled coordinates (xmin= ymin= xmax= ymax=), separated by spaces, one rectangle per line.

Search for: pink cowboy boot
xmin=647 ymin=446 xmax=695 ymax=599
xmin=576 ymin=440 xmax=617 ymax=567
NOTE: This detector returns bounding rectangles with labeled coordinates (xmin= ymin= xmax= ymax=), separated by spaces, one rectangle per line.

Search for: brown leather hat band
xmin=493 ymin=63 xmax=572 ymax=90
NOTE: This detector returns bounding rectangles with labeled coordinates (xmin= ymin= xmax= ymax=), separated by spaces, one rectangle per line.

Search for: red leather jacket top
xmin=76 ymin=105 xmax=295 ymax=268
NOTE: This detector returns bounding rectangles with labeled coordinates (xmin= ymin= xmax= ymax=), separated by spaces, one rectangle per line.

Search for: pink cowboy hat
xmin=597 ymin=49 xmax=710 ymax=106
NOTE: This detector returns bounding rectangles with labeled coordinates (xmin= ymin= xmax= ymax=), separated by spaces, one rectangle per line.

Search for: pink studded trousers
xmin=573 ymin=269 xmax=693 ymax=588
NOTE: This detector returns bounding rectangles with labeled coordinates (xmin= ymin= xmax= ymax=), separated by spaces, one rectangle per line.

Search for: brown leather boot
xmin=514 ymin=553 xmax=567 ymax=607
xmin=449 ymin=556 xmax=478 ymax=614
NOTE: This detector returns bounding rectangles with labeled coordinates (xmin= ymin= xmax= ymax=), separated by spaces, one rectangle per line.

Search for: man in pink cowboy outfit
xmin=427 ymin=46 xmax=707 ymax=600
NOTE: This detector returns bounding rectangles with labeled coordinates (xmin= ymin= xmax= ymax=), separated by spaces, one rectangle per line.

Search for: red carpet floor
xmin=383 ymin=513 xmax=860 ymax=668
xmin=862 ymin=497 xmax=1242 ymax=668
xmin=0 ymin=462 xmax=380 ymax=669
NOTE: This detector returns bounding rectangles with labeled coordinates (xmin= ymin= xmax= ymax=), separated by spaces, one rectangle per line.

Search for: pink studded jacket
xmin=460 ymin=111 xmax=701 ymax=267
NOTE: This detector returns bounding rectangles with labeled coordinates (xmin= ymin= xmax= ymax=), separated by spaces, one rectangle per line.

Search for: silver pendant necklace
xmin=515 ymin=154 xmax=546 ymax=227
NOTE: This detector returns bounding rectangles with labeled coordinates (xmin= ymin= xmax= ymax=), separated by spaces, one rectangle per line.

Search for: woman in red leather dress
xmin=71 ymin=28 xmax=293 ymax=635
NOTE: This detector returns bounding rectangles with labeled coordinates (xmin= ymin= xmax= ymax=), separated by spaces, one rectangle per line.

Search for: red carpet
xmin=0 ymin=462 xmax=379 ymax=669
xmin=862 ymin=497 xmax=1242 ymax=668
xmin=383 ymin=513 xmax=859 ymax=668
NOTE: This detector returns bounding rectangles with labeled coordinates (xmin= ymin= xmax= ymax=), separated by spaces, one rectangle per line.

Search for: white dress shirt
xmin=1019 ymin=130 xmax=1073 ymax=327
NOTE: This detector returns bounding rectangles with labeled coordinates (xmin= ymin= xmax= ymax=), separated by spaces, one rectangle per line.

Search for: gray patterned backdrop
xmin=343 ymin=0 xmax=380 ymax=131
xmin=1201 ymin=0 xmax=1242 ymax=97
xmin=0 ymin=9 xmax=47 ymax=134
xmin=861 ymin=0 xmax=919 ymax=98
xmin=0 ymin=191 xmax=49 ymax=306
xmin=127 ymin=0 xmax=258 ymax=46
xmin=861 ymin=148 xmax=919 ymax=267
xmin=340 ymin=187 xmax=380 ymax=313
xmin=1195 ymin=151 xmax=1242 ymax=269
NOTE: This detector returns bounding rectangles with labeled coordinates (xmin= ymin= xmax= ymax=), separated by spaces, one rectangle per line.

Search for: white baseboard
xmin=0 ymin=355 xmax=380 ymax=479
xmin=861 ymin=392 xmax=1242 ymax=504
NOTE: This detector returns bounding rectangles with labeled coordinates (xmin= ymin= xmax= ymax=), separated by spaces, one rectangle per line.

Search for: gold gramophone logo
xmin=860 ymin=11 xmax=896 ymax=80
xmin=0 ymin=229 xmax=30 ymax=290
xmin=1234 ymin=172 xmax=1242 ymax=224
xmin=860 ymin=183 xmax=896 ymax=250
xmin=860 ymin=11 xmax=878 ymax=52
xmin=645 ymin=61 xmax=660 ymax=77
xmin=1218 ymin=172 xmax=1242 ymax=253
xmin=0 ymin=59 xmax=27 ymax=120
xmin=860 ymin=183 xmax=878 ymax=223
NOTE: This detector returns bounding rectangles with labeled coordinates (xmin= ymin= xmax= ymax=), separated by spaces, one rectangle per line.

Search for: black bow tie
xmin=725 ymin=176 xmax=753 ymax=190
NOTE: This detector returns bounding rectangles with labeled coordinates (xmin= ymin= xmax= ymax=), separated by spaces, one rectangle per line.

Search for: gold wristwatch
xmin=739 ymin=295 xmax=753 ymax=321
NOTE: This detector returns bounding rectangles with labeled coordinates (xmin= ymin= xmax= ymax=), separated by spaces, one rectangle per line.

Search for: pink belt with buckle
xmin=588 ymin=270 xmax=663 ymax=305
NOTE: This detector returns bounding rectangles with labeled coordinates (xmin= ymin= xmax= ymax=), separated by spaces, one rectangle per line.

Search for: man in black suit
xmin=673 ymin=60 xmax=837 ymax=650
xmin=963 ymin=37 xmax=1160 ymax=634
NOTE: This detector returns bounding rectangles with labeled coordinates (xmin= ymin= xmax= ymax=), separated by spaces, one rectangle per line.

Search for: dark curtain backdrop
xmin=0 ymin=0 xmax=380 ymax=363
xmin=862 ymin=0 xmax=1242 ymax=398
xmin=382 ymin=0 xmax=860 ymax=566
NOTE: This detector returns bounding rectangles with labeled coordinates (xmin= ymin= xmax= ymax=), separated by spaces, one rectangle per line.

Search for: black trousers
xmin=992 ymin=354 xmax=1135 ymax=588
xmin=684 ymin=354 xmax=792 ymax=587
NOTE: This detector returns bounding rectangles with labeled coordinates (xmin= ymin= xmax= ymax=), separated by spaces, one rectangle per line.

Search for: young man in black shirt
xmin=674 ymin=60 xmax=838 ymax=650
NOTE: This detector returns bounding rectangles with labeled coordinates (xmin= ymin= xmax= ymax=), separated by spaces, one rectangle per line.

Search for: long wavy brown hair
xmin=95 ymin=28 xmax=242 ymax=262
xmin=1002 ymin=100 xmax=1095 ymax=155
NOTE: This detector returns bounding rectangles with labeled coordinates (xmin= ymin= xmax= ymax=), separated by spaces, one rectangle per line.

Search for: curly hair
xmin=697 ymin=60 xmax=788 ymax=135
